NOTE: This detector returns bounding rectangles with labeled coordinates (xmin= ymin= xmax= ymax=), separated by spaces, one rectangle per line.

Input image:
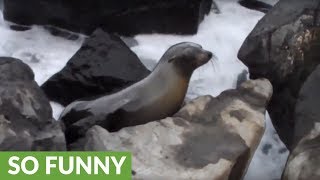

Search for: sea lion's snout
xmin=203 ymin=50 xmax=213 ymax=62
xmin=196 ymin=49 xmax=213 ymax=66
xmin=206 ymin=51 xmax=213 ymax=59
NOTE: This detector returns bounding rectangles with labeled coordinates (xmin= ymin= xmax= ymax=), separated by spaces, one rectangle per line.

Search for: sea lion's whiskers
xmin=209 ymin=54 xmax=218 ymax=72
xmin=210 ymin=58 xmax=219 ymax=72
xmin=209 ymin=59 xmax=216 ymax=72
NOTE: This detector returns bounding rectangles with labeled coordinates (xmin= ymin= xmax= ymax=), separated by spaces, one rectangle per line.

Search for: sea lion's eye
xmin=168 ymin=56 xmax=177 ymax=63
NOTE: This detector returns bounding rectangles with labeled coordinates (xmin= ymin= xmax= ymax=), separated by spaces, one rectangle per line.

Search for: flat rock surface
xmin=72 ymin=79 xmax=272 ymax=179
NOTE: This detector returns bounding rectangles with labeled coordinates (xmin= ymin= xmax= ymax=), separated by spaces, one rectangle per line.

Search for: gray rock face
xmin=282 ymin=124 xmax=320 ymax=180
xmin=0 ymin=57 xmax=66 ymax=151
xmin=294 ymin=65 xmax=320 ymax=146
xmin=71 ymin=79 xmax=272 ymax=179
xmin=3 ymin=0 xmax=212 ymax=36
xmin=282 ymin=65 xmax=320 ymax=180
xmin=238 ymin=0 xmax=320 ymax=148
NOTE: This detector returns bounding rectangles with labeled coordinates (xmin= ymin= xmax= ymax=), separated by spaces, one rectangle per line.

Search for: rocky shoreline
xmin=0 ymin=0 xmax=319 ymax=179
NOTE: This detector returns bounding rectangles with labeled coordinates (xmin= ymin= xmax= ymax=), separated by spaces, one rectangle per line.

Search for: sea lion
xmin=60 ymin=42 xmax=214 ymax=143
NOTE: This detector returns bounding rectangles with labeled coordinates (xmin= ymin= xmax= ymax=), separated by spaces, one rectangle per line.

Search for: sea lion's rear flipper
xmin=63 ymin=98 xmax=132 ymax=145
xmin=65 ymin=115 xmax=104 ymax=145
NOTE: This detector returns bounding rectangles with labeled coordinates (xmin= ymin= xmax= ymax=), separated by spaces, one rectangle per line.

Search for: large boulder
xmin=3 ymin=0 xmax=212 ymax=36
xmin=293 ymin=64 xmax=320 ymax=145
xmin=282 ymin=65 xmax=320 ymax=180
xmin=282 ymin=124 xmax=320 ymax=180
xmin=0 ymin=57 xmax=66 ymax=151
xmin=71 ymin=79 xmax=273 ymax=179
xmin=238 ymin=0 xmax=320 ymax=149
xmin=41 ymin=29 xmax=150 ymax=106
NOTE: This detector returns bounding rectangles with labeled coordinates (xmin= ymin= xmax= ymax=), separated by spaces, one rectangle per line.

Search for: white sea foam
xmin=0 ymin=14 xmax=84 ymax=85
xmin=132 ymin=0 xmax=264 ymax=99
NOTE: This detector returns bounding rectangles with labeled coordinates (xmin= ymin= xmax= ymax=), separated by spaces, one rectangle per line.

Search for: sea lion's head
xmin=158 ymin=42 xmax=214 ymax=76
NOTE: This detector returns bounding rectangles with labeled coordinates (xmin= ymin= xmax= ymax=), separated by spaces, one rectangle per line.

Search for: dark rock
xmin=293 ymin=65 xmax=320 ymax=146
xmin=41 ymin=29 xmax=150 ymax=106
xmin=262 ymin=143 xmax=273 ymax=155
xmin=238 ymin=0 xmax=273 ymax=13
xmin=238 ymin=0 xmax=320 ymax=149
xmin=3 ymin=0 xmax=212 ymax=36
xmin=236 ymin=69 xmax=249 ymax=88
xmin=282 ymin=65 xmax=320 ymax=180
xmin=282 ymin=124 xmax=320 ymax=180
xmin=0 ymin=57 xmax=66 ymax=151
xmin=44 ymin=26 xmax=80 ymax=41
xmin=9 ymin=25 xmax=31 ymax=31
xmin=279 ymin=147 xmax=288 ymax=154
